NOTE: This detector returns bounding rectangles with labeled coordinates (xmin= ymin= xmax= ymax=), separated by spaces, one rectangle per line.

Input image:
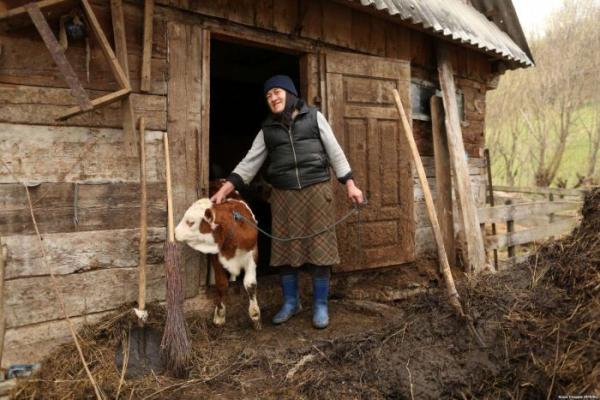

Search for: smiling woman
xmin=211 ymin=73 xmax=364 ymax=330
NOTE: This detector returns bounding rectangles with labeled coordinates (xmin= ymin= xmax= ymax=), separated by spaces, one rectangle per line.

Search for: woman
xmin=211 ymin=75 xmax=364 ymax=329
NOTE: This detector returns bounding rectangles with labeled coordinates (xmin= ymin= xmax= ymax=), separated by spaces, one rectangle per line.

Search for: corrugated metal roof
xmin=350 ymin=0 xmax=533 ymax=68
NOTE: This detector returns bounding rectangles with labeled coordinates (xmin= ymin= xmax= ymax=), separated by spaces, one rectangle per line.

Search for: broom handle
xmin=391 ymin=89 xmax=461 ymax=303
xmin=164 ymin=132 xmax=175 ymax=243
xmin=138 ymin=117 xmax=148 ymax=313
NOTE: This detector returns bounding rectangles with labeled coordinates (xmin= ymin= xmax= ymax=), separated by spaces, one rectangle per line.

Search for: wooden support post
xmin=25 ymin=3 xmax=93 ymax=112
xmin=0 ymin=239 xmax=6 ymax=366
xmin=111 ymin=0 xmax=136 ymax=156
xmin=437 ymin=44 xmax=488 ymax=274
xmin=484 ymin=149 xmax=498 ymax=269
xmin=505 ymin=199 xmax=515 ymax=262
xmin=81 ymin=0 xmax=129 ymax=90
xmin=392 ymin=89 xmax=487 ymax=348
xmin=430 ymin=95 xmax=455 ymax=270
xmin=141 ymin=0 xmax=154 ymax=93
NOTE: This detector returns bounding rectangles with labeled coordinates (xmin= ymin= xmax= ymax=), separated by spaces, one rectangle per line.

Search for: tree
xmin=487 ymin=0 xmax=600 ymax=187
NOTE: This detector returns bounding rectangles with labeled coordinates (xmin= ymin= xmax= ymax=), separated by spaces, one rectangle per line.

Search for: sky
xmin=511 ymin=0 xmax=564 ymax=35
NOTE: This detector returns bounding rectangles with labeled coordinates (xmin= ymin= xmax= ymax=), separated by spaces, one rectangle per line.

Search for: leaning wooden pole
xmin=436 ymin=45 xmax=487 ymax=274
xmin=392 ymin=89 xmax=486 ymax=347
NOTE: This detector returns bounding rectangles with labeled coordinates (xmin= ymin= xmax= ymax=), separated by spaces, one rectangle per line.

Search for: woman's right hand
xmin=210 ymin=181 xmax=235 ymax=204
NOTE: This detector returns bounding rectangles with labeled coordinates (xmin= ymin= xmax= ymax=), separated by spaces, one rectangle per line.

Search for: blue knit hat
xmin=263 ymin=75 xmax=298 ymax=97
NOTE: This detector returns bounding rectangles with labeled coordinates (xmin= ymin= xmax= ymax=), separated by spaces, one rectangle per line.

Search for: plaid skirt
xmin=270 ymin=180 xmax=340 ymax=267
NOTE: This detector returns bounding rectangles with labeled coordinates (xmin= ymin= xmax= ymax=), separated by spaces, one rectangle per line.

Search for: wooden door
xmin=325 ymin=50 xmax=414 ymax=272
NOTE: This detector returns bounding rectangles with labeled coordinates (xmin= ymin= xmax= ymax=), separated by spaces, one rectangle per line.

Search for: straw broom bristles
xmin=161 ymin=132 xmax=191 ymax=377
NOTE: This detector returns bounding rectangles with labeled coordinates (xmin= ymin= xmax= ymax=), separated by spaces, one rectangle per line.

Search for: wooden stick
xmin=164 ymin=132 xmax=175 ymax=242
xmin=484 ymin=149 xmax=498 ymax=269
xmin=25 ymin=3 xmax=93 ymax=111
xmin=80 ymin=0 xmax=130 ymax=90
xmin=111 ymin=0 xmax=137 ymax=157
xmin=24 ymin=187 xmax=104 ymax=400
xmin=392 ymin=89 xmax=486 ymax=347
xmin=138 ymin=117 xmax=147 ymax=315
xmin=58 ymin=88 xmax=131 ymax=120
xmin=0 ymin=238 xmax=6 ymax=366
xmin=141 ymin=0 xmax=154 ymax=93
xmin=436 ymin=45 xmax=487 ymax=274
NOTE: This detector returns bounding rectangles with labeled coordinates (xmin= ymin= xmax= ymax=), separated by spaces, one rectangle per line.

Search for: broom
xmin=160 ymin=132 xmax=191 ymax=377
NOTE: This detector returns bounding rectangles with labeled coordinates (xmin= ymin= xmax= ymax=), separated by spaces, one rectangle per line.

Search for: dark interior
xmin=210 ymin=38 xmax=300 ymax=273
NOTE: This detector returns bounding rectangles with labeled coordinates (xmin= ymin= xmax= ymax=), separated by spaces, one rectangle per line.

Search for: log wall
xmin=1 ymin=0 xmax=490 ymax=365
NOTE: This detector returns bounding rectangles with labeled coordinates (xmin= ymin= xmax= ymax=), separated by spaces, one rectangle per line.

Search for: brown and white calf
xmin=175 ymin=198 xmax=261 ymax=330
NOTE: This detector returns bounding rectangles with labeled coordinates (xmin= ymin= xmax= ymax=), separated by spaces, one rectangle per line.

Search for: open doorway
xmin=210 ymin=37 xmax=301 ymax=274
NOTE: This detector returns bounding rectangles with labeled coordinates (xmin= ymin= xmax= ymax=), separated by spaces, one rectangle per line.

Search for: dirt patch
xmin=12 ymin=190 xmax=600 ymax=399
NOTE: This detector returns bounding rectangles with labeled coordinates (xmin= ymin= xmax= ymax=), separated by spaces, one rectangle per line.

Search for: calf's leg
xmin=212 ymin=255 xmax=229 ymax=326
xmin=243 ymin=253 xmax=261 ymax=330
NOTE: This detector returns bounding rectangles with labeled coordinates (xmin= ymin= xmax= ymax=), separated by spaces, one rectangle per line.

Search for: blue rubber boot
xmin=312 ymin=275 xmax=330 ymax=329
xmin=272 ymin=272 xmax=302 ymax=324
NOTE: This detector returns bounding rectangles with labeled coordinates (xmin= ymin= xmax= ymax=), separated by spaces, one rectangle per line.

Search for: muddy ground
xmin=12 ymin=190 xmax=600 ymax=399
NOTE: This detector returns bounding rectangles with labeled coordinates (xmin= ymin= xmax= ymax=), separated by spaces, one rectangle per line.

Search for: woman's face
xmin=266 ymin=87 xmax=286 ymax=114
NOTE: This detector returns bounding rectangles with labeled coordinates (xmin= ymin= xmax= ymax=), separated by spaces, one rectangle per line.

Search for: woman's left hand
xmin=346 ymin=179 xmax=364 ymax=205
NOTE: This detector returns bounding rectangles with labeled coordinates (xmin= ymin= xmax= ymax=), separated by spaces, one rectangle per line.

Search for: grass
xmin=488 ymin=102 xmax=598 ymax=188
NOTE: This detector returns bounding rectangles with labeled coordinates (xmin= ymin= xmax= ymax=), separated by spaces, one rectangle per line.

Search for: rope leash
xmin=232 ymin=199 xmax=368 ymax=242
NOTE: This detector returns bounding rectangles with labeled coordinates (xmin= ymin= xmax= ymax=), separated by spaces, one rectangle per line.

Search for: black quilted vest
xmin=262 ymin=105 xmax=330 ymax=190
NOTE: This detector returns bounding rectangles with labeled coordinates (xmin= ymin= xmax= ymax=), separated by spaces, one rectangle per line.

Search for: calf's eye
xmin=186 ymin=220 xmax=194 ymax=227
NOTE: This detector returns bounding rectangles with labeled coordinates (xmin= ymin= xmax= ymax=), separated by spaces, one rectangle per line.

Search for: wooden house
xmin=0 ymin=0 xmax=532 ymax=365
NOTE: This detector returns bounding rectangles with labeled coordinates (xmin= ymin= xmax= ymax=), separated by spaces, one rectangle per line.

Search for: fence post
xmin=505 ymin=199 xmax=515 ymax=267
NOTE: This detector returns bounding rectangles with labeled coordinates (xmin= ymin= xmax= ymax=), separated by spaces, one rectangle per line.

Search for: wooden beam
xmin=80 ymin=0 xmax=130 ymax=90
xmin=0 ymin=239 xmax=6 ymax=366
xmin=110 ymin=0 xmax=137 ymax=155
xmin=57 ymin=87 xmax=131 ymax=120
xmin=477 ymin=201 xmax=581 ymax=225
xmin=0 ymin=0 xmax=77 ymax=31
xmin=437 ymin=44 xmax=487 ymax=274
xmin=25 ymin=3 xmax=93 ymax=112
xmin=485 ymin=218 xmax=577 ymax=250
xmin=430 ymin=95 xmax=455 ymax=268
xmin=141 ymin=0 xmax=155 ymax=93
xmin=494 ymin=185 xmax=587 ymax=198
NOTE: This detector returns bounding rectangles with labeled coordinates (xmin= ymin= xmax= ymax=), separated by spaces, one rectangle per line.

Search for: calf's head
xmin=175 ymin=198 xmax=219 ymax=254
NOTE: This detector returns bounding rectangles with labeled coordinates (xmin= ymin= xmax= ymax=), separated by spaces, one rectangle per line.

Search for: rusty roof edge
xmin=351 ymin=0 xmax=534 ymax=68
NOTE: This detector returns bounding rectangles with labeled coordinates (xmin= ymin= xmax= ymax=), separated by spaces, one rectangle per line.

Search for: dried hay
xmin=12 ymin=189 xmax=600 ymax=399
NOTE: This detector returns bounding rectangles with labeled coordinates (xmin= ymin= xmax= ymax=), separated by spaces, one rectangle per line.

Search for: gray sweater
xmin=232 ymin=111 xmax=352 ymax=185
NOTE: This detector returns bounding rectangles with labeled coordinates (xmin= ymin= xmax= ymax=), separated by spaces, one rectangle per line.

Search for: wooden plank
xmin=326 ymin=50 xmax=410 ymax=79
xmin=2 ymin=309 xmax=112 ymax=368
xmin=0 ymin=2 xmax=168 ymax=95
xmin=141 ymin=0 xmax=155 ymax=93
xmin=0 ymin=0 xmax=77 ymax=31
xmin=0 ymin=182 xmax=167 ymax=235
xmin=4 ymin=262 xmax=199 ymax=328
xmin=0 ymin=84 xmax=166 ymax=130
xmin=322 ymin=1 xmax=351 ymax=48
xmin=494 ymin=185 xmax=587 ymax=198
xmin=485 ymin=219 xmax=577 ymax=250
xmin=431 ymin=95 xmax=455 ymax=266
xmin=167 ymin=21 xmax=204 ymax=291
xmin=477 ymin=201 xmax=581 ymax=225
xmin=111 ymin=0 xmax=137 ymax=155
xmin=0 ymin=238 xmax=5 ymax=365
xmin=0 ymin=123 xmax=166 ymax=184
xmin=80 ymin=0 xmax=130 ymax=90
xmin=437 ymin=44 xmax=487 ymax=274
xmin=58 ymin=88 xmax=131 ymax=120
xmin=3 ymin=228 xmax=166 ymax=279
xmin=25 ymin=3 xmax=93 ymax=112
xmin=198 ymin=28 xmax=210 ymax=198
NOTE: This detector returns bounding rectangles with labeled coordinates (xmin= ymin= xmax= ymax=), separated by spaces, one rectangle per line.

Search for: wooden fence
xmin=478 ymin=186 xmax=586 ymax=269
